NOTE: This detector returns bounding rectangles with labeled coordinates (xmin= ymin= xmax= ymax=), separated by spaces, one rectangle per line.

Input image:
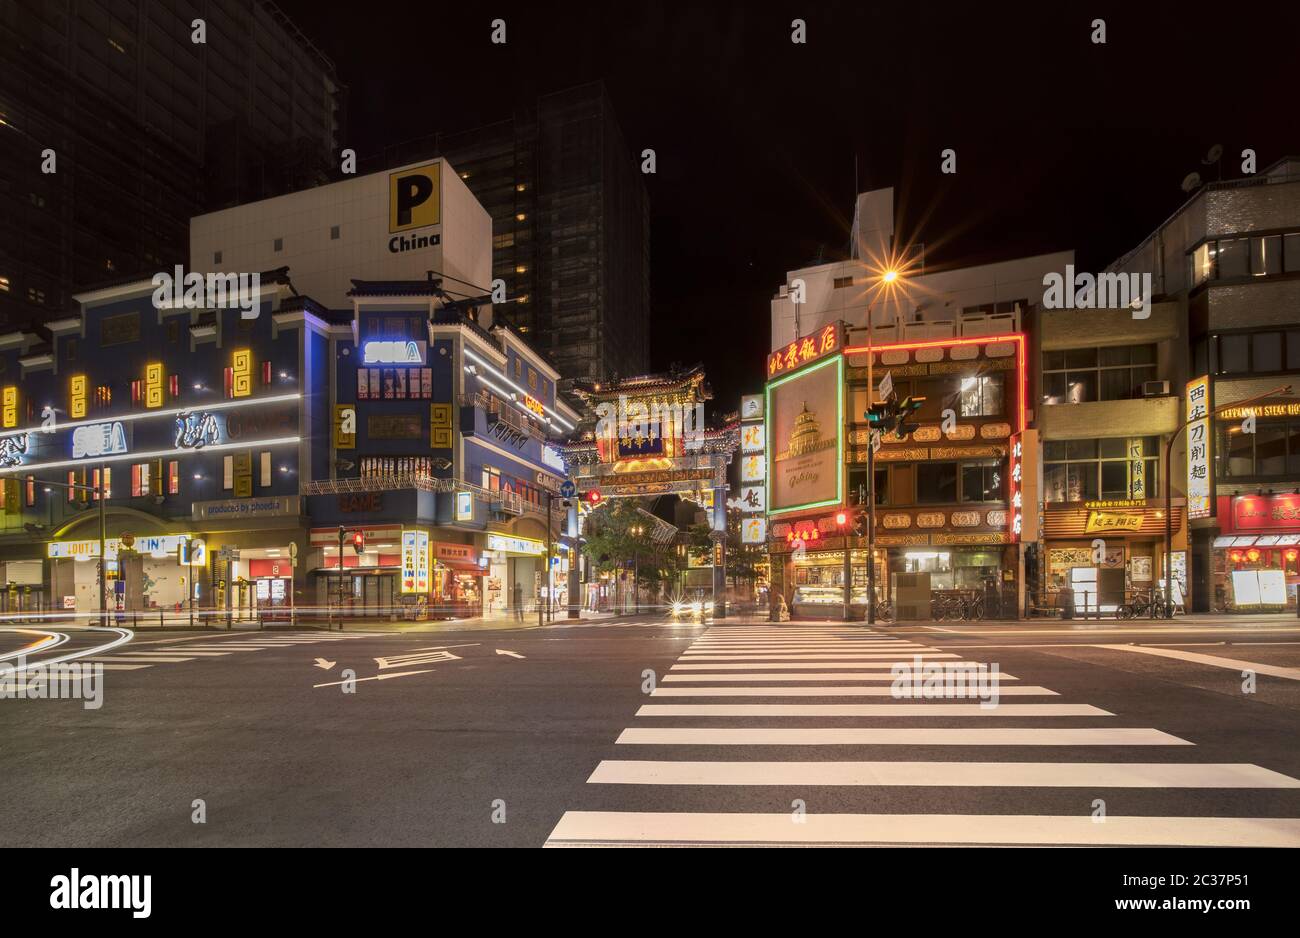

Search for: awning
xmin=1044 ymin=502 xmax=1182 ymax=538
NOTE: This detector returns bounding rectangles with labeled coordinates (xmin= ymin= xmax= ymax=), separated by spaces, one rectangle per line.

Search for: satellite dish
xmin=1203 ymin=144 xmax=1223 ymax=165
xmin=1181 ymin=172 xmax=1202 ymax=193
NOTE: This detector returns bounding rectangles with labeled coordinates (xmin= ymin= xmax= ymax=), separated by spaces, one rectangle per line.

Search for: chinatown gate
xmin=553 ymin=367 xmax=739 ymax=617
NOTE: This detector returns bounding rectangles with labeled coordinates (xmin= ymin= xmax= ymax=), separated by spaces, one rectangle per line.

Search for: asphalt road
xmin=2 ymin=614 xmax=1298 ymax=847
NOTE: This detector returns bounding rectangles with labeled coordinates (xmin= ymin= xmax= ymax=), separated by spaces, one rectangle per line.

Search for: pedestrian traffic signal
xmin=835 ymin=511 xmax=847 ymax=526
xmin=895 ymin=395 xmax=926 ymax=437
xmin=853 ymin=509 xmax=868 ymax=537
xmin=351 ymin=531 xmax=365 ymax=553
xmin=866 ymin=401 xmax=892 ymax=427
xmin=587 ymin=489 xmax=603 ymax=507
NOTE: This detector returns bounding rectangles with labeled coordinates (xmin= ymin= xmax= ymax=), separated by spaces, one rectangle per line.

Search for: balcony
xmin=845 ymin=309 xmax=1020 ymax=345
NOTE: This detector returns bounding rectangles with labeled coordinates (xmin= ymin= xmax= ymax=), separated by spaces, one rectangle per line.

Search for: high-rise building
xmin=0 ymin=0 xmax=343 ymax=328
xmin=359 ymin=82 xmax=650 ymax=384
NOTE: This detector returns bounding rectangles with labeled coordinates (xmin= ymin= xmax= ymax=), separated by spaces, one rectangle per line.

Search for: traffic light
xmin=853 ymin=508 xmax=868 ymax=537
xmin=894 ymin=395 xmax=926 ymax=437
xmin=866 ymin=401 xmax=892 ymax=429
xmin=586 ymin=489 xmax=603 ymax=508
xmin=351 ymin=531 xmax=365 ymax=554
xmin=835 ymin=510 xmax=847 ymax=527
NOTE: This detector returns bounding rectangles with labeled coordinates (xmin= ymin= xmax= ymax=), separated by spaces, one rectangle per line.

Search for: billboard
xmin=766 ymin=353 xmax=843 ymax=516
xmin=1185 ymin=375 xmax=1213 ymax=520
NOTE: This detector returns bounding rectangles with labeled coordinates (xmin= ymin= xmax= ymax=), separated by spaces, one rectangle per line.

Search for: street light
xmin=629 ymin=523 xmax=644 ymax=614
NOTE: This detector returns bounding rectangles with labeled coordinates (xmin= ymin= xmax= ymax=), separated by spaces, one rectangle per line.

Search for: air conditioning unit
xmin=1143 ymin=380 xmax=1171 ymax=397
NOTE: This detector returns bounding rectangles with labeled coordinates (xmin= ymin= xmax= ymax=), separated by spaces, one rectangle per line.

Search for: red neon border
xmin=841 ymin=332 xmax=1027 ymax=433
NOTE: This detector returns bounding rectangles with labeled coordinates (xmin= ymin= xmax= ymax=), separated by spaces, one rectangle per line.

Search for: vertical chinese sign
xmin=1008 ymin=432 xmax=1024 ymax=541
xmin=1185 ymin=375 xmax=1213 ymax=520
xmin=739 ymin=393 xmax=766 ymax=544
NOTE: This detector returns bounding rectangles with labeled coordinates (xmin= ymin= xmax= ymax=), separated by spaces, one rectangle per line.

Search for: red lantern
xmin=1230 ymin=550 xmax=1243 ymax=563
xmin=1287 ymin=550 xmax=1298 ymax=563
xmin=1246 ymin=548 xmax=1261 ymax=563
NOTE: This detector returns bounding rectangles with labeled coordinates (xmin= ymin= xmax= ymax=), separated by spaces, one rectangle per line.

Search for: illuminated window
xmin=25 ymin=476 xmax=35 ymax=507
xmin=260 ymin=451 xmax=271 ymax=487
xmin=131 ymin=463 xmax=153 ymax=497
xmin=67 ymin=471 xmax=77 ymax=502
xmin=168 ymin=461 xmax=179 ymax=495
xmin=223 ymin=455 xmax=233 ymax=490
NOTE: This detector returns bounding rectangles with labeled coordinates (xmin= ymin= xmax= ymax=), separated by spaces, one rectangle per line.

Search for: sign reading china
xmin=767 ymin=323 xmax=842 ymax=380
xmin=1185 ymin=375 xmax=1213 ymax=520
xmin=1232 ymin=494 xmax=1300 ymax=531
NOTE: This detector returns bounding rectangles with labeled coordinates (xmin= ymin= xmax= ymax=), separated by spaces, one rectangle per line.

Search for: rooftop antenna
xmin=1202 ymin=144 xmax=1223 ymax=182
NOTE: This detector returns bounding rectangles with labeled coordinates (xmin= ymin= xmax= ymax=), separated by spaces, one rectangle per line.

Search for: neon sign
xmin=363 ymin=340 xmax=425 ymax=364
xmin=767 ymin=323 xmax=841 ymax=379
xmin=175 ymin=411 xmax=222 ymax=450
xmin=1008 ymin=432 xmax=1024 ymax=541
xmin=72 ymin=422 xmax=128 ymax=459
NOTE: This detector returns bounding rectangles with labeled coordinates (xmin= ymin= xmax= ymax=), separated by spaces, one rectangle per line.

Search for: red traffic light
xmin=587 ymin=489 xmax=603 ymax=507
xmin=351 ymin=531 xmax=365 ymax=553
xmin=835 ymin=511 xmax=847 ymax=526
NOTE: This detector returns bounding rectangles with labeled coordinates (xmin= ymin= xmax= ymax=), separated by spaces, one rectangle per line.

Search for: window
xmin=1215 ymin=330 xmax=1295 ymax=375
xmin=1252 ymin=235 xmax=1282 ymax=276
xmin=1190 ymin=230 xmax=1300 ymax=283
xmin=64 ymin=338 xmax=77 ymax=361
xmin=26 ymin=476 xmax=34 ymax=507
xmin=223 ymin=455 xmax=234 ymax=490
xmin=1217 ymin=237 xmax=1249 ymax=278
xmin=1044 ymin=436 xmax=1159 ymax=502
xmin=260 ymin=451 xmax=272 ymax=487
xmin=91 ymin=468 xmax=111 ymax=500
xmin=1286 ymin=234 xmax=1300 ymax=273
xmin=960 ymin=463 xmax=1003 ymax=502
xmin=67 ymin=471 xmax=77 ymax=502
xmin=168 ymin=461 xmax=179 ymax=495
xmin=1220 ymin=419 xmax=1300 ymax=479
xmin=273 ymin=238 xmax=283 ymax=252
xmin=131 ymin=463 xmax=152 ymax=497
xmin=833 ymin=276 xmax=855 ymax=289
xmin=959 ymin=375 xmax=1004 ymax=417
xmin=213 ymin=251 xmax=222 ymax=265
xmin=482 ymin=465 xmax=501 ymax=491
xmin=848 ymin=467 xmax=889 ymax=506
xmin=1042 ymin=345 xmax=1157 ymax=404
xmin=917 ymin=463 xmax=958 ymax=504
xmin=330 ymin=225 xmax=340 ymax=240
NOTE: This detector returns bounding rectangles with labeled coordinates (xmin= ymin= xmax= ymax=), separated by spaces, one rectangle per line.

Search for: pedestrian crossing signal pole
xmin=866 ymin=395 xmax=925 ymax=625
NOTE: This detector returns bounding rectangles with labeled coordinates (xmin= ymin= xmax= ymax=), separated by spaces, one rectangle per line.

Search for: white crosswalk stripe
xmin=545 ymin=624 xmax=1300 ymax=847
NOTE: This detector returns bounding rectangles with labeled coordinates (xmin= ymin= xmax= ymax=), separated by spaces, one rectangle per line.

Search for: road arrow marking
xmin=314 ymin=658 xmax=337 ymax=670
xmin=495 ymin=649 xmax=526 ymax=659
xmin=313 ymin=668 xmax=435 ymax=688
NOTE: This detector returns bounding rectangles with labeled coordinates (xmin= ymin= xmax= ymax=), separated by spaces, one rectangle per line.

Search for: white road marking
xmin=614 ymin=727 xmax=1189 ymax=746
xmin=1092 ymin=644 xmax=1300 ymax=680
xmin=312 ymin=668 xmax=436 ymax=688
xmin=586 ymin=760 xmax=1300 ymax=788
xmin=544 ymin=812 xmax=1300 ymax=847
xmin=147 ymin=650 xmax=231 ymax=656
xmin=495 ymin=649 xmax=526 ymax=658
xmin=681 ymin=653 xmax=961 ymax=660
xmin=671 ymin=662 xmax=979 ymax=670
xmin=85 ymin=655 xmax=193 ymax=663
xmin=635 ymin=703 xmax=1111 ymax=717
xmin=649 ymin=685 xmax=1055 ymax=697
xmin=662 ymin=671 xmax=1020 ymax=681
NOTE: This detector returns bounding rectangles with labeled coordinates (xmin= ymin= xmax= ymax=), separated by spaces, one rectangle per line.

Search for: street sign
xmin=878 ymin=371 xmax=893 ymax=401
xmin=560 ymin=479 xmax=576 ymax=499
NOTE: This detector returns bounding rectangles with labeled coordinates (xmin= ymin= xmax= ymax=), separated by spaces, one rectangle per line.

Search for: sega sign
xmin=72 ymin=421 xmax=128 ymax=459
xmin=363 ymin=340 xmax=426 ymax=365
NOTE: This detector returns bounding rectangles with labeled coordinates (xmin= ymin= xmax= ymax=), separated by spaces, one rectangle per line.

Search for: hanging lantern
xmin=1246 ymin=548 xmax=1261 ymax=563
xmin=1287 ymin=550 xmax=1298 ymax=563
xmin=1230 ymin=550 xmax=1243 ymax=563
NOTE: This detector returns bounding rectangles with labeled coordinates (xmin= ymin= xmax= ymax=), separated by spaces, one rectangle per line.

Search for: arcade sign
xmin=363 ymin=340 xmax=426 ymax=365
xmin=486 ymin=533 xmax=546 ymax=556
xmin=72 ymin=421 xmax=128 ymax=460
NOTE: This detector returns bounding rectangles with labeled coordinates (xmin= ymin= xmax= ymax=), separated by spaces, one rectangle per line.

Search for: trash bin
xmin=1059 ymin=587 xmax=1075 ymax=620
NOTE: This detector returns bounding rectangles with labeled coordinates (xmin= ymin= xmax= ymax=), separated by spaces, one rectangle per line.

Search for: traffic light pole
xmin=867 ymin=434 xmax=878 ymax=625
xmin=337 ymin=524 xmax=346 ymax=630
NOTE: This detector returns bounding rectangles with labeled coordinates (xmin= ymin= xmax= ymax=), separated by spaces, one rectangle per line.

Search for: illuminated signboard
xmin=740 ymin=423 xmax=764 ymax=453
xmin=144 ymin=362 xmax=164 ymax=408
xmin=766 ymin=353 xmax=843 ymax=516
xmin=70 ymin=375 xmax=87 ymax=419
xmin=1185 ymin=375 xmax=1213 ymax=520
xmin=523 ymin=394 xmax=545 ymax=417
xmin=0 ymin=433 xmax=29 ymax=468
xmin=2 ymin=386 xmax=17 ymax=428
xmin=1008 ymin=432 xmax=1024 ymax=541
xmin=486 ymin=533 xmax=546 ymax=556
xmin=738 ymin=485 xmax=765 ymax=513
xmin=48 ymin=536 xmax=205 ymax=562
xmin=174 ymin=412 xmax=222 ymax=450
xmin=741 ymin=516 xmax=767 ymax=544
xmin=72 ymin=421 xmax=128 ymax=459
xmin=401 ymin=529 xmax=430 ymax=594
xmin=1217 ymin=401 xmax=1300 ymax=420
xmin=1084 ymin=511 xmax=1143 ymax=533
xmin=363 ymin=340 xmax=426 ymax=364
xmin=766 ymin=323 xmax=841 ymax=380
xmin=455 ymin=491 xmax=474 ymax=522
xmin=230 ymin=349 xmax=253 ymax=398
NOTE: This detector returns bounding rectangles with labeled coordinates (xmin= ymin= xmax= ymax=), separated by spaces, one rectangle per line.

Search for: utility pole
xmin=337 ymin=524 xmax=346 ymax=629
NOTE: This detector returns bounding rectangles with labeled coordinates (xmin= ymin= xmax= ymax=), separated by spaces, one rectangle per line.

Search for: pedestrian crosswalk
xmin=544 ymin=625 xmax=1300 ymax=847
xmin=76 ymin=631 xmax=383 ymax=673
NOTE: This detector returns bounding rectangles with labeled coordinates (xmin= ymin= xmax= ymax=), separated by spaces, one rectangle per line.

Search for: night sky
xmin=278 ymin=1 xmax=1296 ymax=412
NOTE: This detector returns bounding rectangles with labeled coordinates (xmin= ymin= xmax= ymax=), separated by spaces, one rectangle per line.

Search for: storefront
xmin=310 ymin=524 xmax=406 ymax=615
xmin=46 ymin=534 xmax=206 ymax=614
xmin=430 ymin=540 xmax=484 ymax=618
xmin=1210 ymin=494 xmax=1300 ymax=611
xmin=482 ymin=532 xmax=547 ymax=613
xmin=1042 ymin=499 xmax=1184 ymax=612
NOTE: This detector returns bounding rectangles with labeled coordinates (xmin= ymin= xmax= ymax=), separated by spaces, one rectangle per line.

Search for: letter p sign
xmin=389 ymin=162 xmax=441 ymax=232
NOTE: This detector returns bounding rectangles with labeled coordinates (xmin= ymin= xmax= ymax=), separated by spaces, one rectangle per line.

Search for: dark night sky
xmin=277 ymin=1 xmax=1296 ymax=411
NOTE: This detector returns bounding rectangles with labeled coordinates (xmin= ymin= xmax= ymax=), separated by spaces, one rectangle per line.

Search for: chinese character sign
xmin=1185 ymin=375 xmax=1213 ymax=520
xmin=401 ymin=530 xmax=430 ymax=594
xmin=741 ymin=517 xmax=767 ymax=544
xmin=766 ymin=323 xmax=841 ymax=379
xmin=1008 ymin=433 xmax=1024 ymax=541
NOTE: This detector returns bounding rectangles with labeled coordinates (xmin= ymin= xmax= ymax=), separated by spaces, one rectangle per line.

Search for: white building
xmin=190 ymin=158 xmax=492 ymax=308
xmin=770 ymin=187 xmax=1074 ymax=349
